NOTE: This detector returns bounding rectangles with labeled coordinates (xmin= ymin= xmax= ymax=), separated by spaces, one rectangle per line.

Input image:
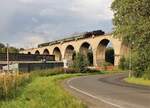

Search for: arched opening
xmin=96 ymin=39 xmax=115 ymax=66
xmin=64 ymin=45 xmax=75 ymax=60
xmin=35 ymin=50 xmax=40 ymax=55
xmin=28 ymin=52 xmax=31 ymax=54
xmin=43 ymin=49 xmax=49 ymax=55
xmin=64 ymin=45 xmax=75 ymax=65
xmin=79 ymin=42 xmax=93 ymax=66
xmin=53 ymin=47 xmax=62 ymax=61
xmin=105 ymin=47 xmax=115 ymax=65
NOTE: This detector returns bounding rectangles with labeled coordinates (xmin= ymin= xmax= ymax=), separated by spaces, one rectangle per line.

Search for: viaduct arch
xmin=43 ymin=49 xmax=49 ymax=55
xmin=35 ymin=50 xmax=40 ymax=55
xmin=80 ymin=42 xmax=92 ymax=56
xmin=64 ymin=45 xmax=75 ymax=61
xmin=20 ymin=34 xmax=127 ymax=67
xmin=96 ymin=39 xmax=113 ymax=66
xmin=53 ymin=47 xmax=62 ymax=61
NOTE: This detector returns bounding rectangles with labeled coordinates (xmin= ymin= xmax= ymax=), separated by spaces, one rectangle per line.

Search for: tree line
xmin=0 ymin=43 xmax=20 ymax=53
xmin=111 ymin=0 xmax=150 ymax=79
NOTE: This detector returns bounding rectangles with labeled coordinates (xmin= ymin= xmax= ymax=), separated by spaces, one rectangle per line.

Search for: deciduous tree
xmin=111 ymin=0 xmax=150 ymax=78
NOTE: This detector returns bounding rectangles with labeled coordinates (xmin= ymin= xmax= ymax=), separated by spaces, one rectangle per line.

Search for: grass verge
xmin=0 ymin=74 xmax=86 ymax=108
xmin=0 ymin=73 xmax=31 ymax=100
xmin=124 ymin=77 xmax=150 ymax=86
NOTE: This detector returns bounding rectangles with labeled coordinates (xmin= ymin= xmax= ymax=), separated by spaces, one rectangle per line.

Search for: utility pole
xmin=129 ymin=41 xmax=134 ymax=78
xmin=7 ymin=43 xmax=9 ymax=73
xmin=128 ymin=37 xmax=132 ymax=78
xmin=129 ymin=45 xmax=132 ymax=78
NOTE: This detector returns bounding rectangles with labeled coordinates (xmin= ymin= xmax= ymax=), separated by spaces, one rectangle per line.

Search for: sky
xmin=0 ymin=0 xmax=113 ymax=48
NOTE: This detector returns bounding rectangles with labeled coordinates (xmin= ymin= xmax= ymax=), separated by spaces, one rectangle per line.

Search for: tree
xmin=9 ymin=47 xmax=19 ymax=53
xmin=119 ymin=56 xmax=130 ymax=70
xmin=87 ymin=51 xmax=93 ymax=66
xmin=111 ymin=0 xmax=150 ymax=78
xmin=0 ymin=43 xmax=5 ymax=48
xmin=0 ymin=43 xmax=19 ymax=53
xmin=73 ymin=53 xmax=89 ymax=73
xmin=20 ymin=48 xmax=25 ymax=51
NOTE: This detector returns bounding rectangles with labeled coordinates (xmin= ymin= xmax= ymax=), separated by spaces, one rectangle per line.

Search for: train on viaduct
xmin=20 ymin=31 xmax=128 ymax=67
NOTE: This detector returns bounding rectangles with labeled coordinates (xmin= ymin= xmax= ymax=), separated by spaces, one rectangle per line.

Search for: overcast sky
xmin=0 ymin=0 xmax=113 ymax=48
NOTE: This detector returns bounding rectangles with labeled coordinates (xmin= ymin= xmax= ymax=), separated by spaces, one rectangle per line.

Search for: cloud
xmin=0 ymin=0 xmax=114 ymax=48
xmin=31 ymin=17 xmax=39 ymax=23
xmin=19 ymin=0 xmax=34 ymax=3
xmin=69 ymin=0 xmax=113 ymax=20
xmin=11 ymin=33 xmax=46 ymax=48
xmin=23 ymin=35 xmax=46 ymax=48
xmin=0 ymin=1 xmax=19 ymax=33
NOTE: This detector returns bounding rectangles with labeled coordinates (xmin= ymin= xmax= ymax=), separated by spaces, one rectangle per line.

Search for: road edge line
xmin=67 ymin=77 xmax=123 ymax=108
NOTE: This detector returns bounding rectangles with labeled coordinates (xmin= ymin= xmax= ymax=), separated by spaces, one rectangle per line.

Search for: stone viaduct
xmin=20 ymin=33 xmax=128 ymax=67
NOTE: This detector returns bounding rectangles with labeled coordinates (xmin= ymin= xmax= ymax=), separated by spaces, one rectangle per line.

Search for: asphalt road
xmin=64 ymin=73 xmax=150 ymax=108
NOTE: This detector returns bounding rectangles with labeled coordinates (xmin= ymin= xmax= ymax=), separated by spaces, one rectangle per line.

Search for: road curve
xmin=64 ymin=74 xmax=150 ymax=108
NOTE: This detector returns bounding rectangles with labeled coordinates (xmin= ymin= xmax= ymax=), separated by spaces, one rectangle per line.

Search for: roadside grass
xmin=0 ymin=73 xmax=31 ymax=100
xmin=0 ymin=68 xmax=116 ymax=108
xmin=0 ymin=74 xmax=87 ymax=108
xmin=124 ymin=77 xmax=150 ymax=86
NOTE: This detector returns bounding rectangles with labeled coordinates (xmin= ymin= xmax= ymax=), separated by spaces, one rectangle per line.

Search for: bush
xmin=64 ymin=68 xmax=78 ymax=74
xmin=31 ymin=68 xmax=81 ymax=77
xmin=102 ymin=62 xmax=112 ymax=67
xmin=82 ymin=68 xmax=103 ymax=74
xmin=0 ymin=73 xmax=31 ymax=100
xmin=31 ymin=68 xmax=65 ymax=77
xmin=119 ymin=56 xmax=130 ymax=70
xmin=143 ymin=67 xmax=150 ymax=80
xmin=72 ymin=53 xmax=89 ymax=73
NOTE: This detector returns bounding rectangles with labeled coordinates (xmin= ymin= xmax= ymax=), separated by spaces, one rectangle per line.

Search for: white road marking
xmin=67 ymin=77 xmax=123 ymax=108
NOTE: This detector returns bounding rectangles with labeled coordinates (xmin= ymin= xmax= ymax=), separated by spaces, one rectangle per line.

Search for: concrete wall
xmin=19 ymin=62 xmax=64 ymax=72
xmin=2 ymin=62 xmax=64 ymax=73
